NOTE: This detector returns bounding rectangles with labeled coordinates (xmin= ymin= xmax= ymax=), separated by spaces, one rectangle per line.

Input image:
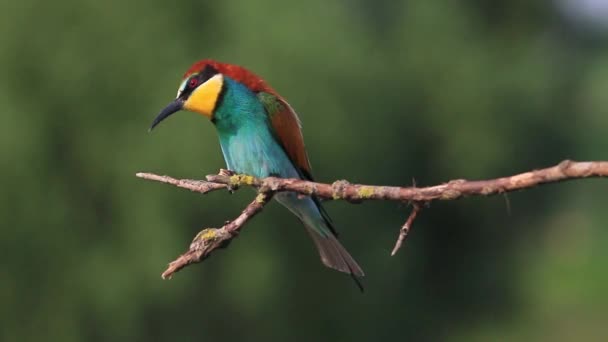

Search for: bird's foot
xmin=218 ymin=169 xmax=239 ymax=192
xmin=218 ymin=169 xmax=236 ymax=177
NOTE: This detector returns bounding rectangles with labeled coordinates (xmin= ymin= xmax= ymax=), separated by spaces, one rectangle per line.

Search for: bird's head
xmin=149 ymin=59 xmax=274 ymax=130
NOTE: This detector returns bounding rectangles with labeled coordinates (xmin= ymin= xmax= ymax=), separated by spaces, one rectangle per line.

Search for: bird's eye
xmin=188 ymin=78 xmax=199 ymax=88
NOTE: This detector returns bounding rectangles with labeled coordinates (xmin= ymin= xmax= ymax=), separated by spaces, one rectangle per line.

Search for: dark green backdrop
xmin=2 ymin=1 xmax=607 ymax=341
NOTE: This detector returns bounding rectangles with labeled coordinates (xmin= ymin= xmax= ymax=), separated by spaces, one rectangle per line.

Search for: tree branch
xmin=136 ymin=159 xmax=608 ymax=278
xmin=160 ymin=192 xmax=272 ymax=279
xmin=391 ymin=202 xmax=424 ymax=256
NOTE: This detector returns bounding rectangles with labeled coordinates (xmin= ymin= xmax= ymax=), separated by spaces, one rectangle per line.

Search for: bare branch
xmin=201 ymin=160 xmax=608 ymax=202
xmin=161 ymin=192 xmax=272 ymax=279
xmin=135 ymin=159 xmax=608 ymax=278
xmin=136 ymin=172 xmax=227 ymax=194
xmin=390 ymin=203 xmax=423 ymax=256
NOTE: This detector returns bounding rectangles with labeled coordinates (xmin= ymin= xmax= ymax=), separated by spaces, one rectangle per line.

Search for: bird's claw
xmin=218 ymin=169 xmax=238 ymax=192
xmin=219 ymin=169 xmax=236 ymax=177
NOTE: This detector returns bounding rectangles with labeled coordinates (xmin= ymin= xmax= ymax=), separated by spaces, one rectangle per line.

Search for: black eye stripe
xmin=199 ymin=65 xmax=218 ymax=83
xmin=179 ymin=65 xmax=219 ymax=99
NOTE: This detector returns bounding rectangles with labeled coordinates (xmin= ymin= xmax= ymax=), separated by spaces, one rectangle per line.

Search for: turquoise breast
xmin=213 ymin=77 xmax=300 ymax=179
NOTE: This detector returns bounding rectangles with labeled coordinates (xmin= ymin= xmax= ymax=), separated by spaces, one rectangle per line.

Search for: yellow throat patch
xmin=183 ymin=74 xmax=224 ymax=118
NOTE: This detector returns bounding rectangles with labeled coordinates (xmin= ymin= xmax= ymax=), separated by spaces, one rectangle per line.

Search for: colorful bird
xmin=149 ymin=60 xmax=364 ymax=286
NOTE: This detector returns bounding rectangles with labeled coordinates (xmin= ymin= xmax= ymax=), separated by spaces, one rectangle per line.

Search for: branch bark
xmin=160 ymin=192 xmax=272 ymax=279
xmin=136 ymin=159 xmax=608 ymax=278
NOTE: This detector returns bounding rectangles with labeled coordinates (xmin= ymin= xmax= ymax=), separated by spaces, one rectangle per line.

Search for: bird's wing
xmin=257 ymin=91 xmax=313 ymax=179
xmin=258 ymin=91 xmax=339 ymax=237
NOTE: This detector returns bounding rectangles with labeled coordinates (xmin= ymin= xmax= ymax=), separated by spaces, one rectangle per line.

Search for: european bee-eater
xmin=150 ymin=60 xmax=364 ymax=284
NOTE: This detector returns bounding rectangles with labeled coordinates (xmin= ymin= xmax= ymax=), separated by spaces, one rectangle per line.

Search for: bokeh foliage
xmin=1 ymin=0 xmax=607 ymax=341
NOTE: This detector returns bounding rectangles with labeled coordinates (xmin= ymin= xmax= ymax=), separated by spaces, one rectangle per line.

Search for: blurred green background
xmin=2 ymin=0 xmax=607 ymax=341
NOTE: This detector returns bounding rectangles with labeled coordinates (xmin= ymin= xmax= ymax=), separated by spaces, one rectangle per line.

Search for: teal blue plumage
xmin=214 ymin=78 xmax=294 ymax=179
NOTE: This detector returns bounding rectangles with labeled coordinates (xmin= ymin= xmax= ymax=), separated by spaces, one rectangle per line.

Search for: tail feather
xmin=274 ymin=192 xmax=364 ymax=287
xmin=304 ymin=226 xmax=365 ymax=277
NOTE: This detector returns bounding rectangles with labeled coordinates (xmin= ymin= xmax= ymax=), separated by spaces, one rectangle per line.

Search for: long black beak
xmin=149 ymin=99 xmax=184 ymax=131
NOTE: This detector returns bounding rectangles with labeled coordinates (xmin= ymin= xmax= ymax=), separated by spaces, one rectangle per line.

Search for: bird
xmin=149 ymin=59 xmax=364 ymax=287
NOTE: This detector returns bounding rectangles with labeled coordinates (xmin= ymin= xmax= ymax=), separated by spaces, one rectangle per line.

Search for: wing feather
xmin=257 ymin=92 xmax=313 ymax=178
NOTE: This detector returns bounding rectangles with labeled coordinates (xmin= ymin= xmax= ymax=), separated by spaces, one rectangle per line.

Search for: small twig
xmin=161 ymin=192 xmax=273 ymax=279
xmin=390 ymin=203 xmax=423 ymax=256
xmin=136 ymin=173 xmax=227 ymax=194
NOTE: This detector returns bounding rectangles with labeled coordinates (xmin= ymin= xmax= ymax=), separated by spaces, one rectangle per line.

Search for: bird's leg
xmin=218 ymin=169 xmax=238 ymax=193
xmin=218 ymin=169 xmax=235 ymax=177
